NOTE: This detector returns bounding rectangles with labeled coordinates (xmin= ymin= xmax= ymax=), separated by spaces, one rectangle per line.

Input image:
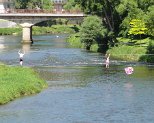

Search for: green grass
xmin=108 ymin=37 xmax=153 ymax=62
xmin=0 ymin=64 xmax=47 ymax=105
xmin=32 ymin=25 xmax=79 ymax=35
xmin=0 ymin=24 xmax=80 ymax=36
xmin=116 ymin=37 xmax=150 ymax=47
xmin=108 ymin=45 xmax=146 ymax=61
xmin=0 ymin=27 xmax=22 ymax=35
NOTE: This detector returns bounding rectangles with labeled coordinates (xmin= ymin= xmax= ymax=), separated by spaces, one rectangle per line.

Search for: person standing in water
xmin=105 ymin=53 xmax=110 ymax=68
xmin=18 ymin=50 xmax=25 ymax=66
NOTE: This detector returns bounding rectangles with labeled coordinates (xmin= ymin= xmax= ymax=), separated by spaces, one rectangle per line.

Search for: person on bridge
xmin=18 ymin=50 xmax=25 ymax=66
xmin=105 ymin=53 xmax=110 ymax=68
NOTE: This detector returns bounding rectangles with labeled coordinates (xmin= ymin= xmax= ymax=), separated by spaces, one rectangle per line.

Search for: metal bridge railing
xmin=0 ymin=9 xmax=83 ymax=14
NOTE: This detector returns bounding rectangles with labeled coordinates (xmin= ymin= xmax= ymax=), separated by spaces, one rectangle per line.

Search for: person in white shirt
xmin=105 ymin=53 xmax=110 ymax=68
xmin=18 ymin=50 xmax=25 ymax=66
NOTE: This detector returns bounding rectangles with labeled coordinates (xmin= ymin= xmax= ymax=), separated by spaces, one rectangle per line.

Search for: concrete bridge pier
xmin=20 ymin=23 xmax=33 ymax=43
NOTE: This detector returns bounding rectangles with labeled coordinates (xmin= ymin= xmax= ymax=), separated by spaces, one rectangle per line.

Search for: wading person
xmin=105 ymin=53 xmax=110 ymax=68
xmin=18 ymin=50 xmax=25 ymax=66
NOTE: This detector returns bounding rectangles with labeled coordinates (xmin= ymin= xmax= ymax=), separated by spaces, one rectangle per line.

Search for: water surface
xmin=0 ymin=35 xmax=154 ymax=123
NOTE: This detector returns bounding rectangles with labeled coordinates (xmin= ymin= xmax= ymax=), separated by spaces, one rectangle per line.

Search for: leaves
xmin=128 ymin=19 xmax=147 ymax=35
xmin=80 ymin=16 xmax=107 ymax=50
xmin=14 ymin=0 xmax=53 ymax=10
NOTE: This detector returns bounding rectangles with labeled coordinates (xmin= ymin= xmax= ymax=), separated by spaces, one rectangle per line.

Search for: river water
xmin=0 ymin=35 xmax=154 ymax=123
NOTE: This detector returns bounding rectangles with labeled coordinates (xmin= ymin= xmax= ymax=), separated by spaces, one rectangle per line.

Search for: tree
xmin=75 ymin=0 xmax=121 ymax=46
xmin=14 ymin=0 xmax=28 ymax=9
xmin=137 ymin=0 xmax=154 ymax=12
xmin=63 ymin=0 xmax=81 ymax=12
xmin=42 ymin=0 xmax=54 ymax=10
xmin=80 ymin=16 xmax=107 ymax=50
xmin=128 ymin=19 xmax=147 ymax=38
xmin=14 ymin=0 xmax=53 ymax=10
xmin=116 ymin=0 xmax=146 ymax=37
xmin=146 ymin=5 xmax=154 ymax=36
xmin=63 ymin=0 xmax=75 ymax=10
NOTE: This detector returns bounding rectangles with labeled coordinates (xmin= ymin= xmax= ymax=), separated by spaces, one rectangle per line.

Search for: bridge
xmin=0 ymin=9 xmax=85 ymax=43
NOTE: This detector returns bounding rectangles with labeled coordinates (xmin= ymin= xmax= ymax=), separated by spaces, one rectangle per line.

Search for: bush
xmin=80 ymin=15 xmax=107 ymax=50
xmin=91 ymin=44 xmax=99 ymax=52
xmin=139 ymin=41 xmax=154 ymax=63
xmin=66 ymin=33 xmax=83 ymax=48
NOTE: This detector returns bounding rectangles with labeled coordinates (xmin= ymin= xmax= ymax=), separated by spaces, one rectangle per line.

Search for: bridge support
xmin=20 ymin=23 xmax=33 ymax=43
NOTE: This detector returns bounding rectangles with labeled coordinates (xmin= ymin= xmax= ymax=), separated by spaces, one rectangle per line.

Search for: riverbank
xmin=0 ymin=25 xmax=153 ymax=63
xmin=0 ymin=24 xmax=79 ymax=35
xmin=107 ymin=37 xmax=154 ymax=63
xmin=0 ymin=64 xmax=47 ymax=105
xmin=66 ymin=33 xmax=99 ymax=52
xmin=67 ymin=34 xmax=154 ymax=63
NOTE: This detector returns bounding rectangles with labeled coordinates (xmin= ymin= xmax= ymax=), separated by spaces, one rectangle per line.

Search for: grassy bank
xmin=107 ymin=45 xmax=146 ymax=61
xmin=67 ymin=34 xmax=154 ymax=63
xmin=0 ymin=64 xmax=47 ymax=105
xmin=32 ymin=25 xmax=79 ymax=35
xmin=0 ymin=27 xmax=22 ymax=35
xmin=0 ymin=25 xmax=79 ymax=36
xmin=107 ymin=37 xmax=154 ymax=63
xmin=66 ymin=33 xmax=99 ymax=52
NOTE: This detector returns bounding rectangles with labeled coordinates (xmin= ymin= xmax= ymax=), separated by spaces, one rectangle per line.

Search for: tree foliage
xmin=75 ymin=0 xmax=154 ymax=39
xmin=128 ymin=19 xmax=147 ymax=36
xmin=14 ymin=0 xmax=53 ymax=10
xmin=80 ymin=16 xmax=107 ymax=50
xmin=63 ymin=0 xmax=81 ymax=11
xmin=14 ymin=0 xmax=154 ymax=38
xmin=146 ymin=5 xmax=154 ymax=36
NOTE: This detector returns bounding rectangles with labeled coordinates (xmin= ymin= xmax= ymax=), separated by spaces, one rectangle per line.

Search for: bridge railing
xmin=0 ymin=9 xmax=83 ymax=14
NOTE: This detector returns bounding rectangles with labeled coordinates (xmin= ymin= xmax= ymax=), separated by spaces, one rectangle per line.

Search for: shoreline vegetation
xmin=0 ymin=24 xmax=153 ymax=104
xmin=0 ymin=64 xmax=47 ymax=105
xmin=0 ymin=24 xmax=153 ymax=63
xmin=0 ymin=25 xmax=79 ymax=36
xmin=0 ymin=24 xmax=77 ymax=105
xmin=67 ymin=33 xmax=154 ymax=63
xmin=0 ymin=24 xmax=77 ymax=104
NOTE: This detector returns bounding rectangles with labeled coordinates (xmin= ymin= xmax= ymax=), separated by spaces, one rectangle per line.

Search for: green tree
xmin=80 ymin=16 xmax=107 ymax=50
xmin=146 ymin=5 xmax=154 ymax=36
xmin=14 ymin=0 xmax=53 ymax=10
xmin=42 ymin=0 xmax=54 ymax=10
xmin=14 ymin=0 xmax=28 ymax=9
xmin=116 ymin=0 xmax=146 ymax=37
xmin=75 ymin=0 xmax=122 ymax=46
xmin=63 ymin=0 xmax=81 ymax=11
xmin=63 ymin=0 xmax=75 ymax=10
xmin=137 ymin=0 xmax=154 ymax=12
xmin=128 ymin=19 xmax=147 ymax=38
xmin=116 ymin=0 xmax=154 ymax=38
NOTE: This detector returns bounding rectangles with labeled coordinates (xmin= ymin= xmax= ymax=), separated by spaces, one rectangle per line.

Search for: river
xmin=0 ymin=35 xmax=154 ymax=123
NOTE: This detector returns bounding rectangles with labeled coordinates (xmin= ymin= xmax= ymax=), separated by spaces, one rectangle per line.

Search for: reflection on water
xmin=0 ymin=35 xmax=154 ymax=123
xmin=22 ymin=44 xmax=31 ymax=53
